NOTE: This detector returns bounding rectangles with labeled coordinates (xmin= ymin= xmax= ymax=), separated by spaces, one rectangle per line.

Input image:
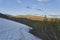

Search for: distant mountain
xmin=13 ymin=15 xmax=45 ymax=21
xmin=13 ymin=15 xmax=60 ymax=21
xmin=1 ymin=13 xmax=60 ymax=21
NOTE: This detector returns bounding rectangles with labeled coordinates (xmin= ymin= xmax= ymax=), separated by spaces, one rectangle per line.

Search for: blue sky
xmin=0 ymin=0 xmax=60 ymax=16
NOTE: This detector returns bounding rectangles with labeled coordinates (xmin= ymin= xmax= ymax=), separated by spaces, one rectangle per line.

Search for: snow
xmin=0 ymin=18 xmax=42 ymax=40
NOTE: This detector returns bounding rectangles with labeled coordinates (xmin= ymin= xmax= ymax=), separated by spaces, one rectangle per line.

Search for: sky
xmin=0 ymin=0 xmax=60 ymax=16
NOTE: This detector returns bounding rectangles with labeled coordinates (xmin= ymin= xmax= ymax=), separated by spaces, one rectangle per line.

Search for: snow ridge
xmin=0 ymin=18 xmax=42 ymax=40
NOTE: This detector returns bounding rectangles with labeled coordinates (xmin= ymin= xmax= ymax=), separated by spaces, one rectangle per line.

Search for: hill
xmin=13 ymin=15 xmax=60 ymax=21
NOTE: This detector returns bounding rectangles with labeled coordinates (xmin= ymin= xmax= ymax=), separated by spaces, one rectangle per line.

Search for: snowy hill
xmin=0 ymin=18 xmax=42 ymax=40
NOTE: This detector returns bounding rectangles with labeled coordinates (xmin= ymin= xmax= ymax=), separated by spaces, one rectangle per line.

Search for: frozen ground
xmin=0 ymin=18 xmax=42 ymax=40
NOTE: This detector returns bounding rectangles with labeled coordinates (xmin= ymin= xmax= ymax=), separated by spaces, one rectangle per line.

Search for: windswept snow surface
xmin=0 ymin=18 xmax=42 ymax=40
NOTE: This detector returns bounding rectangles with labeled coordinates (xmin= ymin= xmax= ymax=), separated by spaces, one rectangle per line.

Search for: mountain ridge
xmin=13 ymin=15 xmax=60 ymax=21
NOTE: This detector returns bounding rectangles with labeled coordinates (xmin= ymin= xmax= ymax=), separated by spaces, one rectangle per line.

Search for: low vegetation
xmin=14 ymin=17 xmax=60 ymax=40
xmin=12 ymin=15 xmax=60 ymax=40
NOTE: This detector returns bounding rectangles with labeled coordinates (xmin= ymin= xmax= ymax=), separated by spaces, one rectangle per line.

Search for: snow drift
xmin=0 ymin=18 xmax=41 ymax=40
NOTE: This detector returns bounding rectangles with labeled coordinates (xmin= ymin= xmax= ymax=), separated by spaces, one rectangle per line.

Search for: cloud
xmin=17 ymin=0 xmax=22 ymax=3
xmin=37 ymin=0 xmax=50 ymax=2
xmin=28 ymin=5 xmax=43 ymax=11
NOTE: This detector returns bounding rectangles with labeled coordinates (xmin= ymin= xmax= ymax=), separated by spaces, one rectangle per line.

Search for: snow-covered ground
xmin=0 ymin=18 xmax=42 ymax=40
